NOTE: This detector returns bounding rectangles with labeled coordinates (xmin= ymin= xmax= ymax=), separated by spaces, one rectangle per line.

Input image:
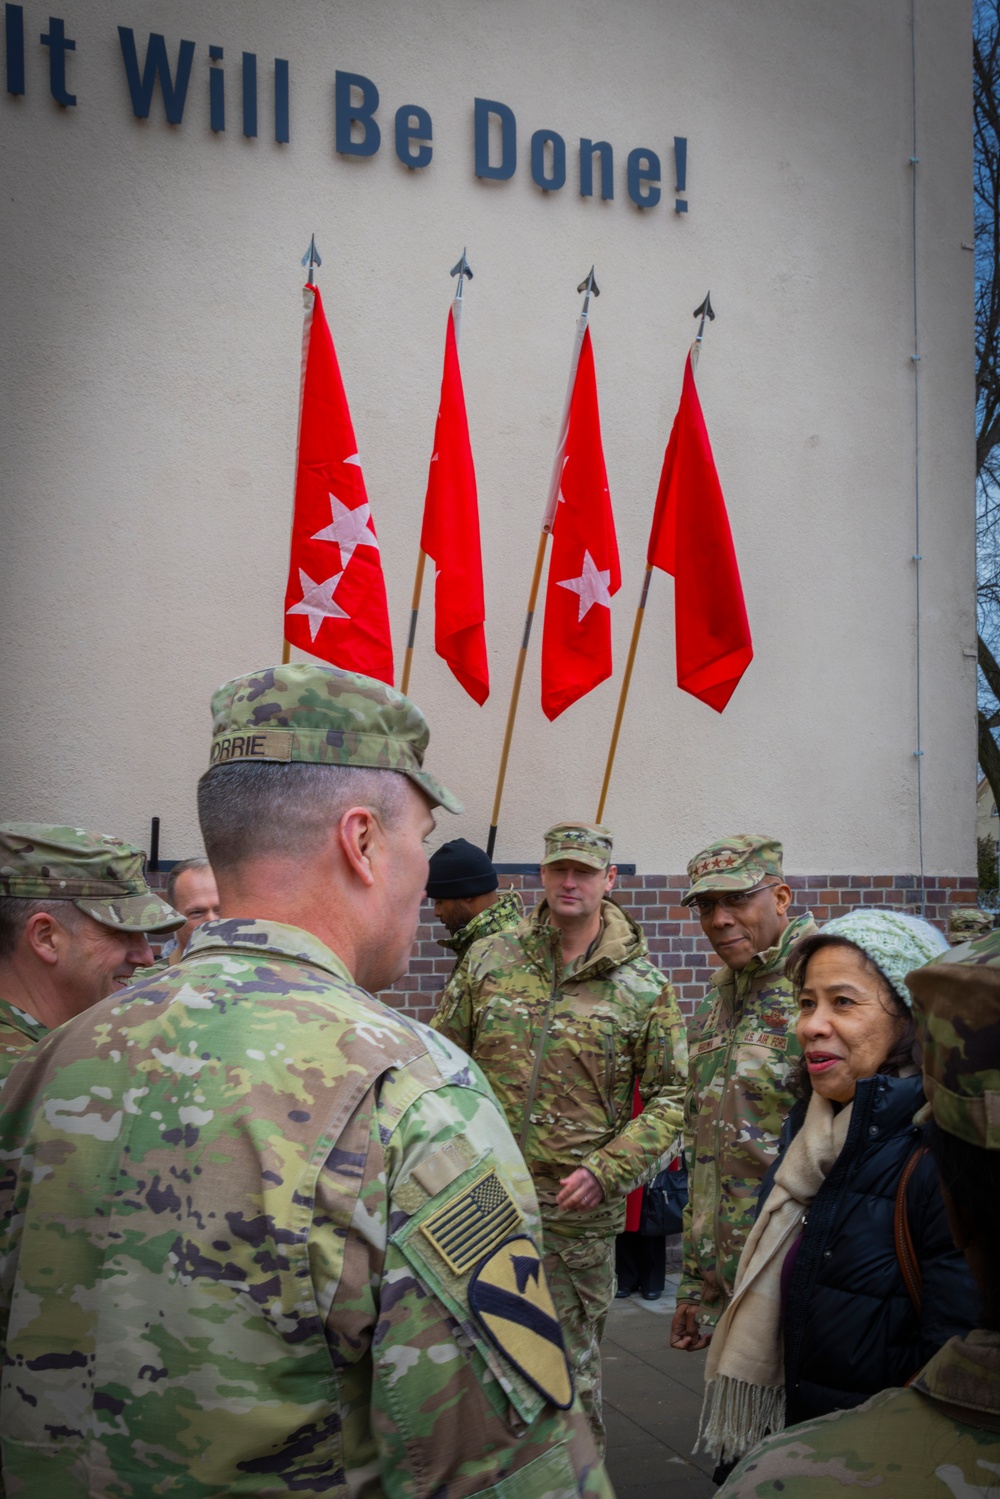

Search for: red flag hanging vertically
xmin=283 ymin=283 xmax=394 ymax=684
xmin=647 ymin=352 xmax=752 ymax=711
xmin=420 ymin=307 xmax=489 ymax=703
xmin=540 ymin=327 xmax=620 ymax=720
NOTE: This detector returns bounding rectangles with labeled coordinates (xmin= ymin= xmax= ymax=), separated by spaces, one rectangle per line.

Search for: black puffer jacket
xmin=758 ymin=1073 xmax=980 ymax=1426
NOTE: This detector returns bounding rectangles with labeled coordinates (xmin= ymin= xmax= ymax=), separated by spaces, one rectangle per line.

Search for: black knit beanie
xmin=426 ymin=839 xmax=498 ymax=899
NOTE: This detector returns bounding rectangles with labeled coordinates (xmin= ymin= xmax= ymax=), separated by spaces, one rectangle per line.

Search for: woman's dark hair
xmin=785 ymin=933 xmax=920 ymax=1100
xmin=927 ymin=1120 xmax=999 ymax=1330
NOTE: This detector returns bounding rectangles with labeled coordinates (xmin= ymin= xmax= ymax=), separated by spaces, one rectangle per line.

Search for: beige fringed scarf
xmin=697 ymin=1091 xmax=853 ymax=1465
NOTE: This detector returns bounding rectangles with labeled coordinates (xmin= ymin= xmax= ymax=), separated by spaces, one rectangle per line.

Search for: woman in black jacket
xmin=698 ymin=908 xmax=981 ymax=1474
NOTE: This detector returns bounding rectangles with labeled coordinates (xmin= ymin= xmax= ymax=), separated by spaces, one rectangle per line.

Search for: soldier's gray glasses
xmin=691 ymin=882 xmax=781 ymax=918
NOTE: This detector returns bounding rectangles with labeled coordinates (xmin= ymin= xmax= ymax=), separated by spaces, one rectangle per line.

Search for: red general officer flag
xmin=283 ymin=283 xmax=394 ymax=684
xmin=420 ymin=306 xmax=489 ymax=704
xmin=540 ymin=327 xmax=620 ymax=721
xmin=647 ymin=352 xmax=752 ymax=712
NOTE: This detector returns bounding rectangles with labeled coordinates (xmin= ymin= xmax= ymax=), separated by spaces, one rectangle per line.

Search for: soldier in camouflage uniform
xmin=717 ymin=924 xmax=1000 ymax=1497
xmin=0 ymin=666 xmax=610 ymax=1498
xmin=947 ymin=905 xmax=992 ymax=944
xmin=426 ymin=837 xmax=523 ymax=972
xmin=0 ymin=824 xmax=183 ymax=1084
xmin=671 ymin=836 xmax=816 ymax=1359
xmin=432 ymin=821 xmax=688 ymax=1452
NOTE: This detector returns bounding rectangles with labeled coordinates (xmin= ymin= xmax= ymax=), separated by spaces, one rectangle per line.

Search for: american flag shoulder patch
xmin=420 ymin=1169 xmax=521 ymax=1275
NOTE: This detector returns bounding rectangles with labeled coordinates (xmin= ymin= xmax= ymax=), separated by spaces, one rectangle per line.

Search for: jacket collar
xmin=185 ymin=918 xmax=355 ymax=985
xmin=518 ymin=897 xmax=646 ymax=980
xmin=912 ymin=1330 xmax=1000 ymax=1420
xmin=0 ymin=996 xmax=48 ymax=1043
xmin=438 ymin=889 xmax=524 ymax=959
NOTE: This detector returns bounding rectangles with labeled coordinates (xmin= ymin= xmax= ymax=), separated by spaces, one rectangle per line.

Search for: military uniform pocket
xmin=465 ymin=1443 xmax=579 ymax=1499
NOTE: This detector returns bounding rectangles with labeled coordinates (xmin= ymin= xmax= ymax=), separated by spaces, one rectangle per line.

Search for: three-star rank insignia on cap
xmin=468 ymin=1235 xmax=574 ymax=1409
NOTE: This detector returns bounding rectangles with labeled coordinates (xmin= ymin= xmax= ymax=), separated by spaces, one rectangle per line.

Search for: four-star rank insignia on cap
xmin=468 ymin=1235 xmax=574 ymax=1409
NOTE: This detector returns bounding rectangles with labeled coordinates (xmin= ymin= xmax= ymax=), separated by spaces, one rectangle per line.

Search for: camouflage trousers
xmin=542 ymin=1227 xmax=617 ymax=1456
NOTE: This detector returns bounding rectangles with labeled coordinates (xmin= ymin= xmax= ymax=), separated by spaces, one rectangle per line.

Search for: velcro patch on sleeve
xmin=468 ymin=1235 xmax=573 ymax=1409
xmin=419 ymin=1168 xmax=521 ymax=1275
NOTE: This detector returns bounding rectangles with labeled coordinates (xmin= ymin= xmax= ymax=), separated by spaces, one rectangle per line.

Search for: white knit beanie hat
xmin=819 ymin=908 xmax=949 ymax=1008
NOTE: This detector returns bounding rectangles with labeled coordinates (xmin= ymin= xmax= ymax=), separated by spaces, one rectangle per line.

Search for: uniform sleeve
xmin=678 ymin=1000 xmax=708 ymax=1306
xmin=582 ymin=978 xmax=688 ymax=1199
xmin=428 ymin=951 xmax=477 ymax=1052
xmin=368 ymin=1050 xmax=613 ymax=1499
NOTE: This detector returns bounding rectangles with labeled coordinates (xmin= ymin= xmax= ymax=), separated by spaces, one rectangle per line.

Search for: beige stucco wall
xmin=0 ymin=0 xmax=977 ymax=874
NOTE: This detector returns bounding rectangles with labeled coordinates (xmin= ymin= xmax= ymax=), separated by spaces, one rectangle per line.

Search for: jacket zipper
xmin=519 ymin=942 xmax=561 ymax=1155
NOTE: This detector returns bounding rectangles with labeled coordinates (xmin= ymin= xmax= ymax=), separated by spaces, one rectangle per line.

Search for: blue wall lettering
xmin=242 ymin=51 xmax=256 ymax=137
xmin=275 ymin=58 xmax=289 ymax=143
xmin=395 ymin=104 xmax=431 ymax=167
xmin=674 ymin=135 xmax=687 ymax=211
xmin=474 ymin=97 xmax=516 ymax=180
xmin=5 ymin=4 xmax=23 ymax=95
xmin=579 ymin=138 xmax=612 ymax=200
xmin=40 ymin=15 xmax=74 ymax=106
xmin=208 ymin=45 xmax=223 ymax=133
xmin=335 ymin=69 xmax=379 ymax=156
xmin=118 ymin=28 xmax=194 ymax=124
xmin=531 ymin=129 xmax=565 ymax=192
xmin=627 ymin=147 xmax=660 ymax=207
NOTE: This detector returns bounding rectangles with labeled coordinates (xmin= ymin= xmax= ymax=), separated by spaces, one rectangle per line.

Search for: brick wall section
xmin=145 ymin=868 xmax=978 ymax=1027
xmin=381 ymin=872 xmax=979 ymax=1026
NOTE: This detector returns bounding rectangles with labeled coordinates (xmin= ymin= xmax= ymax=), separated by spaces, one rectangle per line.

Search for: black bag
xmin=638 ymin=1163 xmax=688 ymax=1237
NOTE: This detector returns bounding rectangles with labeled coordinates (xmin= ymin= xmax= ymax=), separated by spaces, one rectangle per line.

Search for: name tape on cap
xmin=210 ymin=731 xmax=293 ymax=765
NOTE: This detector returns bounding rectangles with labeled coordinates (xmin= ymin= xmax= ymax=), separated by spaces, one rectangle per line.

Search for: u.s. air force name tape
xmin=420 ymin=1168 xmax=521 ymax=1276
xmin=468 ymin=1235 xmax=574 ymax=1409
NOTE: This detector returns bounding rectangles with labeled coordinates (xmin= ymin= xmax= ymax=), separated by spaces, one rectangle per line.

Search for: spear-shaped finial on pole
xmin=577 ymin=265 xmax=600 ymax=318
xmin=450 ymin=247 xmax=473 ymax=301
xmin=301 ymin=235 xmax=322 ymax=285
xmin=693 ymin=291 xmax=715 ymax=343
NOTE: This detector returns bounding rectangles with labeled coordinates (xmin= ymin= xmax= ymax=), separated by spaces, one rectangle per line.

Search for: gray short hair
xmin=197 ymin=761 xmax=411 ymax=872
xmin=0 ymin=897 xmax=85 ymax=962
xmin=166 ymin=857 xmax=211 ymax=909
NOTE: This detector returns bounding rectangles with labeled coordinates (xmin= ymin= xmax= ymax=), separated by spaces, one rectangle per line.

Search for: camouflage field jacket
xmin=0 ymin=998 xmax=46 ymax=1089
xmin=438 ymin=889 xmax=524 ymax=967
xmin=0 ymin=919 xmax=611 ymax=1499
xmin=432 ymin=899 xmax=687 ymax=1236
xmin=679 ymin=911 xmax=816 ymax=1325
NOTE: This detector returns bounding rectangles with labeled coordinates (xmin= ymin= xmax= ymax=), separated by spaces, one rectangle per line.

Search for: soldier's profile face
xmin=433 ymin=897 xmax=474 ymax=934
xmin=367 ymin=783 xmax=435 ymax=991
xmin=540 ymin=859 xmax=615 ymax=924
xmin=57 ymin=913 xmax=155 ymax=1018
xmin=697 ymin=880 xmax=791 ymax=971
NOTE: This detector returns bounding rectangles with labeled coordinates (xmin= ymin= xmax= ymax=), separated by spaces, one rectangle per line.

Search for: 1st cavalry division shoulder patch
xmin=420 ymin=1169 xmax=522 ymax=1275
xmin=468 ymin=1235 xmax=574 ymax=1409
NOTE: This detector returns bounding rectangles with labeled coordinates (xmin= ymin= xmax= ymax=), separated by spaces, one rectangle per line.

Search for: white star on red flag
xmin=286 ymin=568 xmax=348 ymax=641
xmin=556 ymin=550 xmax=613 ymax=622
xmin=312 ymin=494 xmax=380 ymax=568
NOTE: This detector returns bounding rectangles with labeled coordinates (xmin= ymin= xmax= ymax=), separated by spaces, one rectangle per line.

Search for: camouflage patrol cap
xmin=907 ymin=929 xmax=1000 ymax=1148
xmin=208 ymin=663 xmax=462 ymax=814
xmin=0 ymin=824 xmax=184 ymax=935
xmin=541 ymin=822 xmax=613 ymax=871
xmin=681 ymin=834 xmax=784 ymax=907
xmin=947 ymin=906 xmax=993 ymax=945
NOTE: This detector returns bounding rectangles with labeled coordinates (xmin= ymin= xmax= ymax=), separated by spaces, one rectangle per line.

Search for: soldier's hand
xmin=670 ymin=1300 xmax=712 ymax=1351
xmin=556 ymin=1167 xmax=605 ymax=1212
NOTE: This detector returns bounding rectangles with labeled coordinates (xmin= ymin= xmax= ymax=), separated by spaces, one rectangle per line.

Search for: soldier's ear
xmin=605 ymin=864 xmax=618 ymax=893
xmin=336 ymin=807 xmax=377 ymax=888
xmin=774 ymin=883 xmax=793 ymax=915
xmin=22 ymin=911 xmax=63 ymax=967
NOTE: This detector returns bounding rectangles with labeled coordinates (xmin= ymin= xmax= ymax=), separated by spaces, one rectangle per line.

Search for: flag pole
xmin=400 ymin=249 xmax=473 ymax=696
xmin=283 ymin=236 xmax=324 ymax=666
xmin=486 ymin=268 xmax=599 ymax=858
xmin=594 ymin=291 xmax=715 ymax=821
